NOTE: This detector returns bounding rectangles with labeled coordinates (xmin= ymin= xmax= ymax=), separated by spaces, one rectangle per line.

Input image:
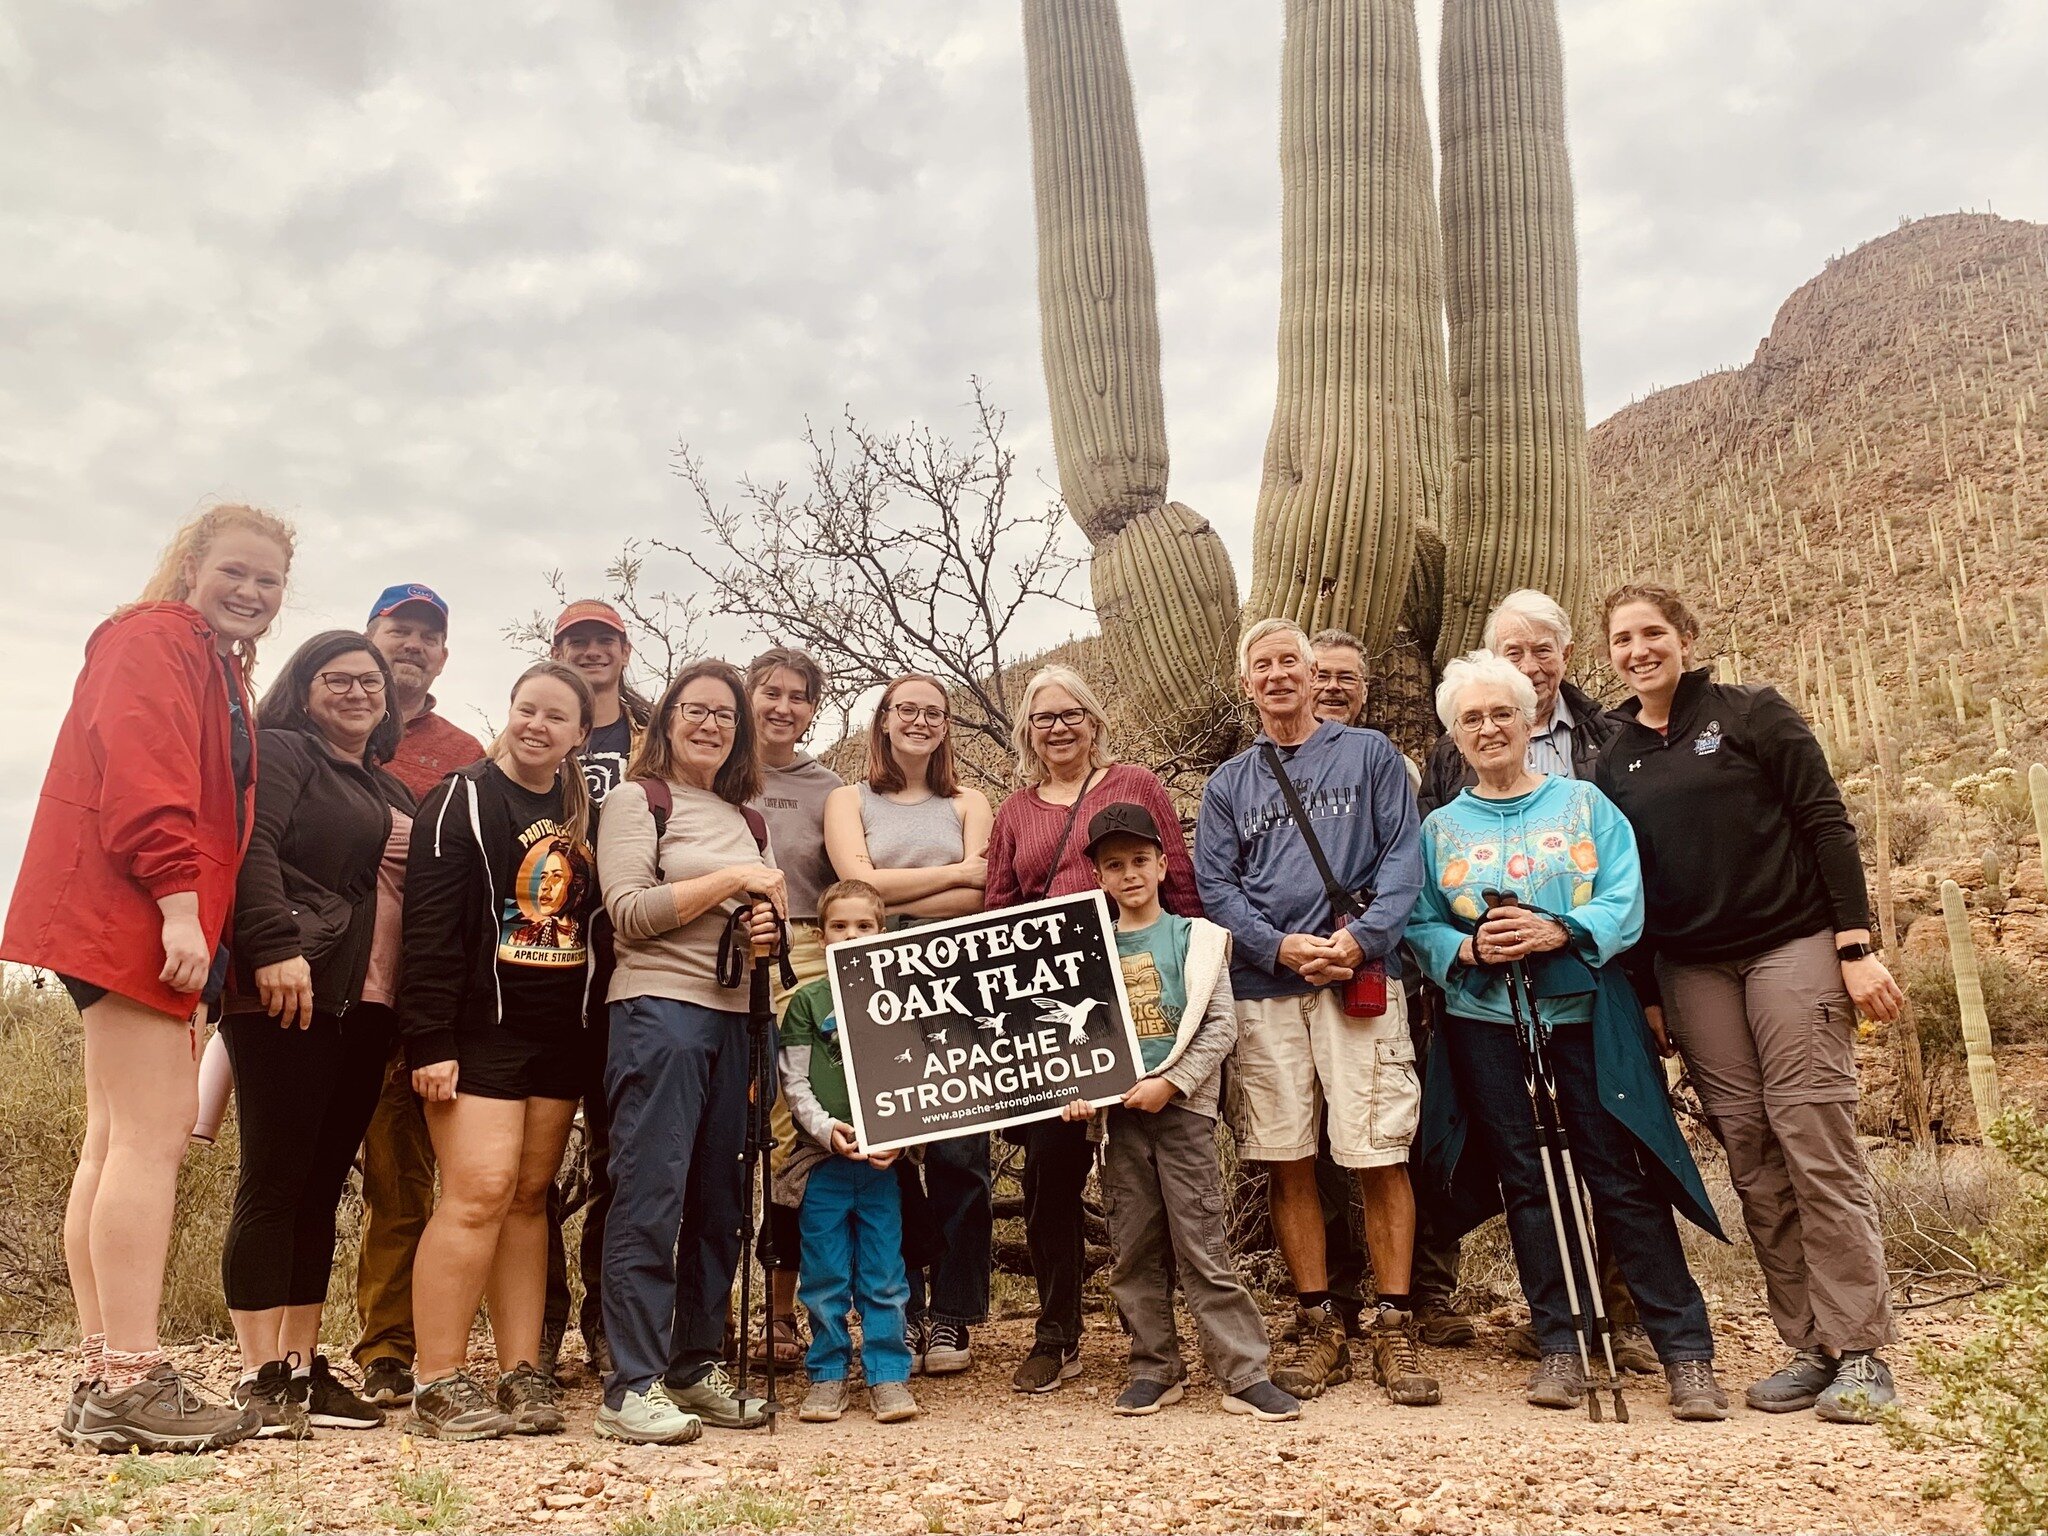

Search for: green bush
xmin=1900 ymin=947 xmax=2048 ymax=1058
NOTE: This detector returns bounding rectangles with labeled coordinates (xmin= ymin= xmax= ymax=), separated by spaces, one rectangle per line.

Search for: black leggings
xmin=221 ymin=1003 xmax=395 ymax=1310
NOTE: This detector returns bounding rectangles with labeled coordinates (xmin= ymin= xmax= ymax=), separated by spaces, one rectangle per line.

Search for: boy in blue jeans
xmin=778 ymin=880 xmax=920 ymax=1424
xmin=1063 ymin=804 xmax=1301 ymax=1421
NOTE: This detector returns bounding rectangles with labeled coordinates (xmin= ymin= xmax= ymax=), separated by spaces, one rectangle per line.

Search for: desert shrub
xmin=1900 ymin=948 xmax=2048 ymax=1059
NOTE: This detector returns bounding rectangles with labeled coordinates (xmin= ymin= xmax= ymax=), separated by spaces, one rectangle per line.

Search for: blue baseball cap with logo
xmin=367 ymin=583 xmax=450 ymax=627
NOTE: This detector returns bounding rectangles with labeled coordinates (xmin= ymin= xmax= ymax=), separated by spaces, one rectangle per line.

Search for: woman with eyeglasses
xmin=593 ymin=660 xmax=785 ymax=1445
xmin=983 ymin=664 xmax=1199 ymax=1396
xmin=823 ymin=673 xmax=992 ymax=1375
xmin=217 ymin=631 xmax=415 ymax=1437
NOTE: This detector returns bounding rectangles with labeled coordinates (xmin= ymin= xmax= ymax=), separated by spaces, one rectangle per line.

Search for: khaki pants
xmin=353 ymin=1042 xmax=436 ymax=1369
xmin=1658 ymin=930 xmax=1893 ymax=1353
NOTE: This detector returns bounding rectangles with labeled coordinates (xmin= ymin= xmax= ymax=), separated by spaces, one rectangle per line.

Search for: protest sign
xmin=826 ymin=890 xmax=1143 ymax=1153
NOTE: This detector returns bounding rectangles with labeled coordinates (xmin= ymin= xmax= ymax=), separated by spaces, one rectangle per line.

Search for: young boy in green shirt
xmin=1062 ymin=804 xmax=1301 ymax=1421
xmin=777 ymin=880 xmax=920 ymax=1425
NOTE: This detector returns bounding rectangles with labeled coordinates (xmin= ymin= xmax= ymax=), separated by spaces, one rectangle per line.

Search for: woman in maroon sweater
xmin=986 ymin=664 xmax=1200 ymax=1395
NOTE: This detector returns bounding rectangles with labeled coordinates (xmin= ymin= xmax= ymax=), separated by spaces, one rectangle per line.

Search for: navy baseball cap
xmin=1084 ymin=802 xmax=1165 ymax=858
xmin=367 ymin=583 xmax=450 ymax=626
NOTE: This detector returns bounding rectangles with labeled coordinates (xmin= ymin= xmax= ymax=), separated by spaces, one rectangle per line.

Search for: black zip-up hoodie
xmin=1595 ymin=669 xmax=1870 ymax=972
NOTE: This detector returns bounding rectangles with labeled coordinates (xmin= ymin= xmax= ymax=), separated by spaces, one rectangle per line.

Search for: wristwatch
xmin=1836 ymin=941 xmax=1876 ymax=962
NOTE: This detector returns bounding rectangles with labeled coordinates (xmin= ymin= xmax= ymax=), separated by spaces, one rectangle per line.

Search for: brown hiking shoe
xmin=411 ymin=1373 xmax=514 ymax=1442
xmin=75 ymin=1365 xmax=262 ymax=1455
xmin=1413 ymin=1301 xmax=1477 ymax=1348
xmin=496 ymin=1362 xmax=565 ymax=1435
xmin=1271 ymin=1303 xmax=1351 ymax=1400
xmin=1366 ymin=1307 xmax=1440 ymax=1406
xmin=1610 ymin=1323 xmax=1661 ymax=1376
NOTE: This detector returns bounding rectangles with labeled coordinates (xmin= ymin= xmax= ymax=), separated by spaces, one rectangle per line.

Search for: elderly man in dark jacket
xmin=1419 ymin=590 xmax=1617 ymax=818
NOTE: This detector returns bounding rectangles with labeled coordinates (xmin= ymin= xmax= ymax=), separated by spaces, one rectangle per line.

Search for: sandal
xmin=768 ymin=1315 xmax=805 ymax=1368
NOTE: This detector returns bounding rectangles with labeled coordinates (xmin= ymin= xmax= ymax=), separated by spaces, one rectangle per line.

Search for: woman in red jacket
xmin=2 ymin=503 xmax=295 ymax=1454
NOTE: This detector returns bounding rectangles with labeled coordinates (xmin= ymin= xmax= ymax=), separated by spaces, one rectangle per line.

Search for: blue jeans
xmin=600 ymin=996 xmax=749 ymax=1408
xmin=799 ymin=1158 xmax=912 ymax=1385
xmin=1444 ymin=1017 xmax=1714 ymax=1363
xmin=903 ymin=1131 xmax=992 ymax=1327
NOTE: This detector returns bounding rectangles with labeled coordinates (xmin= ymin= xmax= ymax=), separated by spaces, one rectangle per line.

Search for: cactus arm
xmin=1939 ymin=877 xmax=2003 ymax=1137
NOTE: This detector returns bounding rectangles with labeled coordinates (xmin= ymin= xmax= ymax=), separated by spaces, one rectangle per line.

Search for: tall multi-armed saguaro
xmin=1435 ymin=0 xmax=1590 ymax=663
xmin=1022 ymin=0 xmax=1240 ymax=732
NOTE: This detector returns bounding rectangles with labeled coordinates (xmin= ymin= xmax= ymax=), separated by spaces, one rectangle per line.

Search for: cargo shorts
xmin=1229 ymin=986 xmax=1419 ymax=1168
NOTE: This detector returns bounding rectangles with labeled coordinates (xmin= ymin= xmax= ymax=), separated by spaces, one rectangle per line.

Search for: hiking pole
xmin=720 ymin=898 xmax=792 ymax=1432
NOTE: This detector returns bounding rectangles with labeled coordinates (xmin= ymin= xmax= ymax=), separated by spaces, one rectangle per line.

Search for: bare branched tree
xmin=667 ymin=380 xmax=1088 ymax=783
xmin=503 ymin=539 xmax=709 ymax=695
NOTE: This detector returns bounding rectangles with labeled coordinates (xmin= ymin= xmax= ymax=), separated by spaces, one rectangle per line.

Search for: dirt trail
xmin=0 ymin=1307 xmax=1985 ymax=1534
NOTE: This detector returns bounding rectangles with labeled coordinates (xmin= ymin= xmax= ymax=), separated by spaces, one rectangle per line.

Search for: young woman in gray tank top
xmin=822 ymin=674 xmax=992 ymax=1377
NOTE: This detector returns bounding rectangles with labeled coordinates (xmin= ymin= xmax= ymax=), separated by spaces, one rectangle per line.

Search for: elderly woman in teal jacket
xmin=1407 ymin=653 xmax=1728 ymax=1423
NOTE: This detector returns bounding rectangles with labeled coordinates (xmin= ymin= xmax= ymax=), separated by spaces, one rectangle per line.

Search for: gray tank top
xmin=858 ymin=782 xmax=964 ymax=869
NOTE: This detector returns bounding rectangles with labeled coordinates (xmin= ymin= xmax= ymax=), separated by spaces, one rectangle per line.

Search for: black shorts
xmin=56 ymin=973 xmax=109 ymax=1013
xmin=456 ymin=1026 xmax=583 ymax=1103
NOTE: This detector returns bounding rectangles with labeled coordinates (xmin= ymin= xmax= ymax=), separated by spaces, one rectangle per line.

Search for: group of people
xmin=2 ymin=501 xmax=1906 ymax=1458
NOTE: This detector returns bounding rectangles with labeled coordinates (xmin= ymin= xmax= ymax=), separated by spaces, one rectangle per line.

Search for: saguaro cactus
xmin=2030 ymin=761 xmax=2048 ymax=893
xmin=1435 ymin=0 xmax=1591 ymax=663
xmin=1022 ymin=0 xmax=1240 ymax=732
xmin=1939 ymin=878 xmax=2003 ymax=1136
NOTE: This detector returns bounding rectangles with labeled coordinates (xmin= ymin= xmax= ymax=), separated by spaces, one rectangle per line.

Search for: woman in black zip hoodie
xmin=219 ymin=631 xmax=412 ymax=1437
xmin=1594 ymin=584 xmax=1905 ymax=1427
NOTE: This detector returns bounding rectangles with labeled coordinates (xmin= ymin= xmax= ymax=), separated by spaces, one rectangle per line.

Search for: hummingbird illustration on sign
xmin=972 ymin=1012 xmax=1010 ymax=1037
xmin=1034 ymin=996 xmax=1103 ymax=1044
xmin=894 ymin=1047 xmax=914 ymax=1064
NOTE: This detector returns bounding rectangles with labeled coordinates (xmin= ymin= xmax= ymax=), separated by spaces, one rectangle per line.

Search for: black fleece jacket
xmin=227 ymin=728 xmax=412 ymax=1017
xmin=1419 ymin=679 xmax=1618 ymax=817
xmin=1594 ymin=669 xmax=1871 ymax=973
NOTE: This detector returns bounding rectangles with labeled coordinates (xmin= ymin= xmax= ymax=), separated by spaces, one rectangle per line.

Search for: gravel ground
xmin=0 ymin=1304 xmax=1985 ymax=1534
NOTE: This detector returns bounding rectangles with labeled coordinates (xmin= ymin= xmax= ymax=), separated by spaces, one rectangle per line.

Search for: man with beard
xmin=353 ymin=585 xmax=484 ymax=1408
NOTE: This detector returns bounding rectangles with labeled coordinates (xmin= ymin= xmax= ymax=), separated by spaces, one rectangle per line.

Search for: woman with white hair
xmin=985 ymin=662 xmax=1200 ymax=1394
xmin=1406 ymin=653 xmax=1729 ymax=1422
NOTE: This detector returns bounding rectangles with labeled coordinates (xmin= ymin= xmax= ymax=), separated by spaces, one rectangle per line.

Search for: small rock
xmin=543 ymin=1492 xmax=589 ymax=1509
xmin=1272 ymin=1512 xmax=1310 ymax=1530
xmin=1398 ymin=1507 xmax=1426 ymax=1530
xmin=1003 ymin=1497 xmax=1026 ymax=1521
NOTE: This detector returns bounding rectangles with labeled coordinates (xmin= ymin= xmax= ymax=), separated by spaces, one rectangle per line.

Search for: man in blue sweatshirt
xmin=1196 ymin=618 xmax=1434 ymax=1408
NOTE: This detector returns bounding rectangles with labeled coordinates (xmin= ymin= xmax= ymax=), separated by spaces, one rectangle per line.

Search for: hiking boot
xmin=1113 ymin=1379 xmax=1184 ymax=1416
xmin=870 ymin=1381 xmax=920 ymax=1423
xmin=799 ymin=1379 xmax=849 ymax=1423
xmin=1011 ymin=1345 xmax=1081 ymax=1394
xmin=1746 ymin=1348 xmax=1837 ymax=1413
xmin=1526 ymin=1352 xmax=1587 ymax=1410
xmin=1502 ymin=1323 xmax=1542 ymax=1361
xmin=410 ymin=1373 xmax=514 ymax=1442
xmin=1666 ymin=1359 xmax=1730 ymax=1421
xmin=497 ymin=1362 xmax=565 ymax=1435
xmin=361 ymin=1358 xmax=414 ymax=1406
xmin=905 ymin=1318 xmax=930 ymax=1377
xmin=667 ymin=1363 xmax=771 ymax=1430
xmin=586 ymin=1331 xmax=615 ymax=1381
xmin=1271 ymin=1303 xmax=1351 ymax=1400
xmin=305 ymin=1356 xmax=381 ymax=1430
xmin=595 ymin=1383 xmax=702 ymax=1446
xmin=1222 ymin=1380 xmax=1302 ymax=1422
xmin=233 ymin=1360 xmax=311 ymax=1440
xmin=1413 ymin=1301 xmax=1477 ymax=1349
xmin=1610 ymin=1323 xmax=1661 ymax=1376
xmin=58 ymin=1380 xmax=88 ymax=1447
xmin=923 ymin=1321 xmax=973 ymax=1375
xmin=537 ymin=1321 xmax=565 ymax=1386
xmin=1366 ymin=1307 xmax=1440 ymax=1407
xmin=1815 ymin=1352 xmax=1896 ymax=1425
xmin=77 ymin=1365 xmax=262 ymax=1454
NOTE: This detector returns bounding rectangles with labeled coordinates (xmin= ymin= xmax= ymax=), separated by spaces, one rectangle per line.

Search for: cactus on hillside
xmin=1939 ymin=877 xmax=2004 ymax=1137
xmin=2031 ymin=762 xmax=2048 ymax=893
xmin=1435 ymin=0 xmax=1591 ymax=663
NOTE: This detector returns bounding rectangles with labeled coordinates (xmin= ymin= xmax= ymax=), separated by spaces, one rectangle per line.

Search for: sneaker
xmin=923 ymin=1321 xmax=973 ymax=1375
xmin=537 ymin=1320 xmax=565 ymax=1385
xmin=1413 ymin=1302 xmax=1477 ymax=1349
xmin=595 ymin=1382 xmax=703 ymax=1446
xmin=1222 ymin=1380 xmax=1303 ymax=1422
xmin=1666 ymin=1359 xmax=1730 ymax=1422
xmin=58 ymin=1380 xmax=88 ymax=1447
xmin=1271 ymin=1303 xmax=1351 ymax=1400
xmin=799 ymin=1379 xmax=849 ymax=1423
xmin=410 ymin=1373 xmax=515 ymax=1443
xmin=361 ymin=1358 xmax=415 ymax=1406
xmin=667 ymin=1363 xmax=771 ymax=1430
xmin=497 ymin=1362 xmax=565 ymax=1435
xmin=1526 ymin=1352 xmax=1587 ymax=1411
xmin=1113 ymin=1379 xmax=1184 ymax=1416
xmin=233 ymin=1360 xmax=311 ymax=1440
xmin=1746 ymin=1348 xmax=1837 ymax=1413
xmin=870 ymin=1381 xmax=921 ymax=1423
xmin=1011 ymin=1345 xmax=1081 ymax=1394
xmin=1366 ymin=1307 xmax=1440 ymax=1407
xmin=305 ymin=1356 xmax=381 ymax=1430
xmin=1610 ymin=1323 xmax=1661 ymax=1376
xmin=1815 ymin=1352 xmax=1896 ymax=1425
xmin=77 ymin=1365 xmax=262 ymax=1455
xmin=905 ymin=1318 xmax=930 ymax=1377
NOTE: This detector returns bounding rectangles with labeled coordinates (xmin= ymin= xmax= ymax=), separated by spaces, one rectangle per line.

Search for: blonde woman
xmin=4 ymin=504 xmax=294 ymax=1453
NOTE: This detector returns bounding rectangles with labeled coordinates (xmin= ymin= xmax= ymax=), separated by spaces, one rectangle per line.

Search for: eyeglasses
xmin=675 ymin=703 xmax=738 ymax=728
xmin=1027 ymin=708 xmax=1090 ymax=731
xmin=315 ymin=671 xmax=387 ymax=696
xmin=1314 ymin=670 xmax=1364 ymax=688
xmin=1454 ymin=706 xmax=1524 ymax=733
xmin=888 ymin=703 xmax=949 ymax=727
xmin=1496 ymin=643 xmax=1560 ymax=663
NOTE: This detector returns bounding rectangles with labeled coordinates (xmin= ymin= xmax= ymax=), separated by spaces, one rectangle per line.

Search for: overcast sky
xmin=1 ymin=0 xmax=2041 ymax=900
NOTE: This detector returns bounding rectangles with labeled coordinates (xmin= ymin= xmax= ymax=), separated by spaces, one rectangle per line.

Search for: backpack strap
xmin=740 ymin=803 xmax=769 ymax=855
xmin=633 ymin=777 xmax=674 ymax=880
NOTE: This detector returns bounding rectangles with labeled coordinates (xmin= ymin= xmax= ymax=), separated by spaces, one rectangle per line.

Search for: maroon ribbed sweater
xmin=984 ymin=762 xmax=1202 ymax=916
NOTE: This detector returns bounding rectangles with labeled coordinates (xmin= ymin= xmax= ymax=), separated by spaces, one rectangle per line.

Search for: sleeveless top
xmin=857 ymin=782 xmax=964 ymax=869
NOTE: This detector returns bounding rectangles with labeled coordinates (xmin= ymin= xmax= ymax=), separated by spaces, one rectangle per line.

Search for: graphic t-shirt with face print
xmin=491 ymin=771 xmax=596 ymax=1034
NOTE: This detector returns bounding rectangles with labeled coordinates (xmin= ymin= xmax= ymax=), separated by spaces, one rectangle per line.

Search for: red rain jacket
xmin=2 ymin=602 xmax=258 ymax=1018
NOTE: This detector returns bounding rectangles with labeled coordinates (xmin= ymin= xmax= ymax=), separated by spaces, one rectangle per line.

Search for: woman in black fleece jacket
xmin=1595 ymin=584 xmax=1904 ymax=1427
xmin=220 ymin=631 xmax=412 ymax=1435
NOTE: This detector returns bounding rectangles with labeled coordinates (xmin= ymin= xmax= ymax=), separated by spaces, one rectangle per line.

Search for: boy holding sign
xmin=777 ymin=881 xmax=921 ymax=1425
xmin=1062 ymin=805 xmax=1301 ymax=1422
